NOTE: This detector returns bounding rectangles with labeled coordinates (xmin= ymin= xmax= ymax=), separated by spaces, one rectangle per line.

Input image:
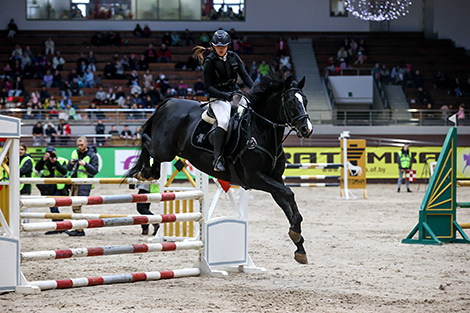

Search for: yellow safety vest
xmin=40 ymin=156 xmax=68 ymax=190
xmin=20 ymin=155 xmax=34 ymax=191
xmin=71 ymin=150 xmax=91 ymax=178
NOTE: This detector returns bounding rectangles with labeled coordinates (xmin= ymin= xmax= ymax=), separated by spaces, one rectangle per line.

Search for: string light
xmin=344 ymin=0 xmax=412 ymax=21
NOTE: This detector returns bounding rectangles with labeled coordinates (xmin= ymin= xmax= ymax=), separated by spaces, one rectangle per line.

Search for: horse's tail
xmin=124 ymin=99 xmax=172 ymax=179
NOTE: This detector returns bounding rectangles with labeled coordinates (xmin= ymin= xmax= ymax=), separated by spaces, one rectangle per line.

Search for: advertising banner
xmin=26 ymin=146 xmax=470 ymax=180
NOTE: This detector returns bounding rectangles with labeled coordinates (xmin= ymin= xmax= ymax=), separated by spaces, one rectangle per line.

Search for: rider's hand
xmin=221 ymin=92 xmax=233 ymax=102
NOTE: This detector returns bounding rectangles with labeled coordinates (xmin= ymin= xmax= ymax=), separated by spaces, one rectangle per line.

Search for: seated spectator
xmin=103 ymin=61 xmax=116 ymax=79
xmin=337 ymin=47 xmax=348 ymax=63
xmin=143 ymin=24 xmax=151 ymax=38
xmin=7 ymin=19 xmax=18 ymax=38
xmin=144 ymin=44 xmax=157 ymax=63
xmin=70 ymin=77 xmax=82 ymax=96
xmin=184 ymin=55 xmax=199 ymax=71
xmin=59 ymin=95 xmax=72 ymax=110
xmin=403 ymin=68 xmax=415 ymax=88
xmin=130 ymin=83 xmax=142 ymax=95
xmin=87 ymin=51 xmax=97 ymax=66
xmin=76 ymin=52 xmax=88 ymax=68
xmin=128 ymin=69 xmax=139 ymax=86
xmin=32 ymin=121 xmax=44 ymax=146
xmin=45 ymin=38 xmax=55 ymax=55
xmin=451 ymin=78 xmax=463 ymax=97
xmin=157 ymin=44 xmax=171 ymax=63
xmin=95 ymin=119 xmax=106 ymax=146
xmin=162 ymin=32 xmax=172 ymax=46
xmin=104 ymin=87 xmax=116 ymax=105
xmin=83 ymin=69 xmax=94 ymax=87
xmin=143 ymin=69 xmax=153 ymax=89
xmin=77 ymin=60 xmax=87 ymax=77
xmin=52 ymin=51 xmax=66 ymax=71
xmin=115 ymin=61 xmax=125 ymax=79
xmin=279 ymin=55 xmax=291 ymax=71
xmin=348 ymin=39 xmax=358 ymax=57
xmin=148 ymin=85 xmax=161 ymax=105
xmin=93 ymin=86 xmax=107 ymax=106
xmin=8 ymin=76 xmax=24 ymax=97
xmin=108 ymin=125 xmax=119 ymax=137
xmin=170 ymin=31 xmax=180 ymax=46
xmin=134 ymin=127 xmax=141 ymax=139
xmin=138 ymin=54 xmax=149 ymax=71
xmin=115 ymin=86 xmax=127 ymax=108
xmin=413 ymin=70 xmax=423 ymax=88
xmin=200 ymin=32 xmax=210 ymax=47
xmin=57 ymin=118 xmax=71 ymax=146
xmin=52 ymin=69 xmax=62 ymax=88
xmin=182 ymin=29 xmax=194 ymax=46
xmin=259 ymin=60 xmax=270 ymax=77
xmin=87 ymin=62 xmax=96 ymax=73
xmin=143 ymin=95 xmax=155 ymax=108
xmin=45 ymin=122 xmax=58 ymax=144
xmin=43 ymin=70 xmax=53 ymax=88
xmin=177 ymin=80 xmax=188 ymax=98
xmin=130 ymin=93 xmax=143 ymax=108
xmin=133 ymin=24 xmax=144 ymax=38
xmin=417 ymin=87 xmax=431 ymax=105
xmin=120 ymin=125 xmax=133 ymax=139
xmin=433 ymin=70 xmax=449 ymax=89
xmin=462 ymin=77 xmax=470 ymax=96
xmin=65 ymin=103 xmax=80 ymax=120
xmin=39 ymin=85 xmax=51 ymax=103
xmin=128 ymin=54 xmax=138 ymax=71
xmin=193 ymin=78 xmax=205 ymax=97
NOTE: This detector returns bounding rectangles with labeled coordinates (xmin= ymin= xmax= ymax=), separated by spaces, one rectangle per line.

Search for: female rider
xmin=194 ymin=30 xmax=254 ymax=172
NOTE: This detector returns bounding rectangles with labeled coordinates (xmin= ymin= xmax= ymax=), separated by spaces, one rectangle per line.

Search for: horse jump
xmin=402 ymin=127 xmax=470 ymax=244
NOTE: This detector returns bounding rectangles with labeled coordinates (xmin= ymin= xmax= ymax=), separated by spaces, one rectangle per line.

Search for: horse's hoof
xmin=294 ymin=252 xmax=308 ymax=264
xmin=289 ymin=229 xmax=301 ymax=243
xmin=135 ymin=172 xmax=143 ymax=180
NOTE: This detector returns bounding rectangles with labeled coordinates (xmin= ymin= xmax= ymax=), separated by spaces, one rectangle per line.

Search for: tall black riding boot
xmin=212 ymin=127 xmax=227 ymax=172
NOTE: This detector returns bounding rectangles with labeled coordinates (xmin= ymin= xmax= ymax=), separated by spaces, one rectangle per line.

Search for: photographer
xmin=34 ymin=146 xmax=69 ymax=234
xmin=66 ymin=137 xmax=99 ymax=236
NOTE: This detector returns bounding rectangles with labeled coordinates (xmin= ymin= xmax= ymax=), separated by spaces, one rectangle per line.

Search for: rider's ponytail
xmin=193 ymin=45 xmax=213 ymax=64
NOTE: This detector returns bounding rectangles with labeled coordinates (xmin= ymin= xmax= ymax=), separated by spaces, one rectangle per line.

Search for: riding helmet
xmin=211 ymin=30 xmax=231 ymax=47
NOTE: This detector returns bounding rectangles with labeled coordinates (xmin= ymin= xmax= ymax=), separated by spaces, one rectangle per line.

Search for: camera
xmin=70 ymin=159 xmax=80 ymax=177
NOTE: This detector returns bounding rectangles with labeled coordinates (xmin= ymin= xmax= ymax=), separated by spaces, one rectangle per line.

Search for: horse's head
xmin=280 ymin=76 xmax=313 ymax=138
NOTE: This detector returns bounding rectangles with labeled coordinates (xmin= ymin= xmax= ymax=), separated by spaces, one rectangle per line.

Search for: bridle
xmin=279 ymin=87 xmax=310 ymax=134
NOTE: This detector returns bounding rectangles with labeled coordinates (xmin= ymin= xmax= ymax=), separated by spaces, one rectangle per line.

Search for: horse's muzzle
xmin=296 ymin=118 xmax=313 ymax=138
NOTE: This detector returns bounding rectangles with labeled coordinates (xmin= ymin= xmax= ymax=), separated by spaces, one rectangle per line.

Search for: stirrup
xmin=213 ymin=156 xmax=226 ymax=172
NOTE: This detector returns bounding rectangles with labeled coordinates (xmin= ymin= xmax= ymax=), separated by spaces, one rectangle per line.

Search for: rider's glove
xmin=220 ymin=92 xmax=233 ymax=102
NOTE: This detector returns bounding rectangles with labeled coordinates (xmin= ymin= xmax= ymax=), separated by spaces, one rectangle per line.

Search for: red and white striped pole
xmin=21 ymin=241 xmax=203 ymax=261
xmin=30 ymin=268 xmax=200 ymax=291
xmin=21 ymin=213 xmax=202 ymax=233
xmin=20 ymin=190 xmax=204 ymax=209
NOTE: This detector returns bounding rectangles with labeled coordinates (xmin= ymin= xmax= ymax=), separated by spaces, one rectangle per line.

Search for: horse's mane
xmin=247 ymin=73 xmax=285 ymax=106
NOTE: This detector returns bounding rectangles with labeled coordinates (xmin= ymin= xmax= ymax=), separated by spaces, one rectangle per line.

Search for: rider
xmin=194 ymin=30 xmax=254 ymax=172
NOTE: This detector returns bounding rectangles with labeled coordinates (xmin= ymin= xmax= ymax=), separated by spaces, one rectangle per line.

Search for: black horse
xmin=126 ymin=74 xmax=313 ymax=264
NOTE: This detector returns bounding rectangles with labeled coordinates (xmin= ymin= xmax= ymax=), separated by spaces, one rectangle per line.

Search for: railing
xmin=0 ymin=108 xmax=465 ymax=128
xmin=2 ymin=108 xmax=156 ymax=126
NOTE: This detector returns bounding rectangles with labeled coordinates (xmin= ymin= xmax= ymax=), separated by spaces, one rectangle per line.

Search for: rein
xmin=234 ymin=88 xmax=307 ymax=170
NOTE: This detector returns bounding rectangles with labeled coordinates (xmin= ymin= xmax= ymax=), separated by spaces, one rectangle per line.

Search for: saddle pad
xmin=191 ymin=118 xmax=215 ymax=153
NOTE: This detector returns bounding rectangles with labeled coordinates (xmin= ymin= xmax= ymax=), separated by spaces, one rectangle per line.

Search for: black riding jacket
xmin=203 ymin=50 xmax=254 ymax=99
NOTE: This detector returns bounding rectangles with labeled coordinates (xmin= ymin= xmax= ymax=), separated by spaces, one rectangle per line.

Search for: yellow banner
xmin=284 ymin=146 xmax=470 ymax=179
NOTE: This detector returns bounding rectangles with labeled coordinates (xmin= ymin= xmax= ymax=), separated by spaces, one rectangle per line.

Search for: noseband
xmin=280 ymin=88 xmax=310 ymax=131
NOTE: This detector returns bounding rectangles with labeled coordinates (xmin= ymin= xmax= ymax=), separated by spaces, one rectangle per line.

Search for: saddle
xmin=190 ymin=105 xmax=247 ymax=157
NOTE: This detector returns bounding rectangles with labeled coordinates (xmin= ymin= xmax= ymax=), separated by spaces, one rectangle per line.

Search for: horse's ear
xmin=284 ymin=75 xmax=293 ymax=88
xmin=298 ymin=77 xmax=306 ymax=89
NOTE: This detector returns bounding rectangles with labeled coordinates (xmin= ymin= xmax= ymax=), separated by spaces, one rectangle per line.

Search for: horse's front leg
xmin=248 ymin=174 xmax=307 ymax=264
xmin=270 ymin=188 xmax=307 ymax=264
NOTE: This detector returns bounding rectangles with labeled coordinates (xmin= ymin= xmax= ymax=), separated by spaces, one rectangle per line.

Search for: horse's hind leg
xmin=136 ymin=134 xmax=160 ymax=180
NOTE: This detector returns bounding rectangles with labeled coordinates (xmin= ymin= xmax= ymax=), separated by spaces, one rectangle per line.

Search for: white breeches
xmin=210 ymin=94 xmax=247 ymax=131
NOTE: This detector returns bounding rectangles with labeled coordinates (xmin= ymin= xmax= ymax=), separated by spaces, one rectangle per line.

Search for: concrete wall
xmin=434 ymin=0 xmax=470 ymax=49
